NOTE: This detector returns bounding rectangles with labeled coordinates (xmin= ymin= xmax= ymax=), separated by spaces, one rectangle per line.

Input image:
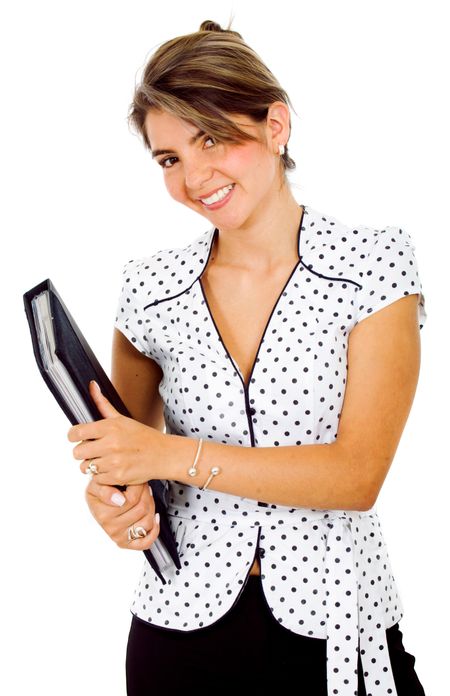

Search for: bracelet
xmin=201 ymin=466 xmax=221 ymax=491
xmin=187 ymin=438 xmax=204 ymax=477
xmin=187 ymin=438 xmax=222 ymax=491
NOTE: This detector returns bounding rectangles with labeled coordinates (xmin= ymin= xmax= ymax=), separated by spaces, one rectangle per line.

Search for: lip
xmin=198 ymin=184 xmax=234 ymax=201
xmin=199 ymin=184 xmax=235 ymax=210
xmin=200 ymin=186 xmax=236 ymax=211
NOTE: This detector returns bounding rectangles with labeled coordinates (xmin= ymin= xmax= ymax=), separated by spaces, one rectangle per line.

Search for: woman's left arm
xmin=166 ymin=293 xmax=422 ymax=511
xmin=68 ymin=294 xmax=421 ymax=511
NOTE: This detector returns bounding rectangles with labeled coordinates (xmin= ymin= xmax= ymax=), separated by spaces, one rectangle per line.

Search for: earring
xmin=278 ymin=144 xmax=285 ymax=156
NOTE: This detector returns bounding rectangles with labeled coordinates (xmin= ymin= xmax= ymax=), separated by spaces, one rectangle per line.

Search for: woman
xmin=67 ymin=19 xmax=427 ymax=696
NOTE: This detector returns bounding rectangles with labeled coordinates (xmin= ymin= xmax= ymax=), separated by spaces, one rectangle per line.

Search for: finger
xmin=80 ymin=455 xmax=120 ymax=479
xmin=85 ymin=485 xmax=147 ymax=531
xmin=80 ymin=455 xmax=107 ymax=477
xmin=86 ymin=478 xmax=145 ymax=508
xmin=108 ymin=486 xmax=156 ymax=544
xmin=80 ymin=457 xmax=129 ymax=487
xmin=89 ymin=380 xmax=120 ymax=419
xmin=86 ymin=479 xmax=126 ymax=507
xmin=73 ymin=437 xmax=107 ymax=463
xmin=124 ymin=512 xmax=161 ymax=551
xmin=114 ymin=484 xmax=155 ymax=524
xmin=67 ymin=422 xmax=107 ymax=443
xmin=81 ymin=457 xmax=96 ymax=476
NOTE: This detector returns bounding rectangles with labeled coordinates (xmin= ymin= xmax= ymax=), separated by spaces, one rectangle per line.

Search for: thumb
xmin=89 ymin=380 xmax=119 ymax=419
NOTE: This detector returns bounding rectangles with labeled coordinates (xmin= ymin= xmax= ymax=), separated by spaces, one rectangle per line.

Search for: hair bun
xmin=199 ymin=20 xmax=224 ymax=33
xmin=198 ymin=19 xmax=243 ymax=39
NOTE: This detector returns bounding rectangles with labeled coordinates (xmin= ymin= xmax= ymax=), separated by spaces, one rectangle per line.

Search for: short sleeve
xmin=355 ymin=226 xmax=427 ymax=330
xmin=114 ymin=259 xmax=149 ymax=355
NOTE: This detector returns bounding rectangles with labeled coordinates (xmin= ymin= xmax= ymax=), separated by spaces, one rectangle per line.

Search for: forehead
xmin=144 ymin=109 xmax=197 ymax=142
xmin=144 ymin=108 xmax=263 ymax=147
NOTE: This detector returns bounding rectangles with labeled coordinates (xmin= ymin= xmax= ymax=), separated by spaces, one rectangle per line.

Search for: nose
xmin=183 ymin=152 xmax=214 ymax=194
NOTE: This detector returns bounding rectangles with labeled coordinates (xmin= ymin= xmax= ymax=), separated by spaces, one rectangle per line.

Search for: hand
xmin=67 ymin=380 xmax=165 ymax=486
xmin=85 ymin=478 xmax=160 ymax=551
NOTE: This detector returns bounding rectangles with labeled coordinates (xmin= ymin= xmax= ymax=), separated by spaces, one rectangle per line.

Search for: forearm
xmin=163 ymin=435 xmax=372 ymax=511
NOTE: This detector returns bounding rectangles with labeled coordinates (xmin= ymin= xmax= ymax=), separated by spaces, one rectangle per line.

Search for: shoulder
xmin=300 ymin=205 xmax=415 ymax=288
xmin=118 ymin=225 xmax=216 ymax=308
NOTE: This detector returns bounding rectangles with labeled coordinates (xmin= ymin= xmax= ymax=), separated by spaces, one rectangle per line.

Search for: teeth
xmin=200 ymin=184 xmax=234 ymax=205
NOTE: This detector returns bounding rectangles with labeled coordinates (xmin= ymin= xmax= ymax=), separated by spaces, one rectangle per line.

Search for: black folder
xmin=23 ymin=278 xmax=181 ymax=584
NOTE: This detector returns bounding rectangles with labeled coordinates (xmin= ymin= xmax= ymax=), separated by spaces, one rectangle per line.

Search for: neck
xmin=210 ymin=185 xmax=303 ymax=274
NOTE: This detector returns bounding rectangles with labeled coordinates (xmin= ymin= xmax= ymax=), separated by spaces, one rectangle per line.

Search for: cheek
xmin=225 ymin=148 xmax=254 ymax=176
xmin=226 ymin=144 xmax=272 ymax=182
xmin=164 ymin=175 xmax=186 ymax=203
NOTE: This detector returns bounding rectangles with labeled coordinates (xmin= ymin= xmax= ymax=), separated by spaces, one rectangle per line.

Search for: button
xmin=257 ymin=501 xmax=268 ymax=507
xmin=259 ymin=548 xmax=266 ymax=559
xmin=247 ymin=407 xmax=256 ymax=416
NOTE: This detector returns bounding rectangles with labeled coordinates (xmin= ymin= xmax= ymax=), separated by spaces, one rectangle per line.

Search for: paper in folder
xmin=23 ymin=278 xmax=181 ymax=584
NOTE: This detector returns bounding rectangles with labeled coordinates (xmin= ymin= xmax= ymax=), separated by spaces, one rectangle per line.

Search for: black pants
xmin=126 ymin=574 xmax=426 ymax=695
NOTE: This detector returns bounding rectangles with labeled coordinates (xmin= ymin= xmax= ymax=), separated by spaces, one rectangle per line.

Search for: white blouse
xmin=114 ymin=203 xmax=427 ymax=696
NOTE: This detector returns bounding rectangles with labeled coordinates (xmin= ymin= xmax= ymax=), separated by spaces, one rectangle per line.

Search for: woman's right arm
xmin=111 ymin=327 xmax=165 ymax=431
xmin=84 ymin=328 xmax=165 ymax=550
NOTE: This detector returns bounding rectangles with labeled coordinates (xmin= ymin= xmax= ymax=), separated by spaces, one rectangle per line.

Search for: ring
xmin=127 ymin=524 xmax=148 ymax=542
xmin=85 ymin=460 xmax=99 ymax=475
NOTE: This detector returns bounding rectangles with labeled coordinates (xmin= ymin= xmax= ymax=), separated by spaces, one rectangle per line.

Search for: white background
xmin=1 ymin=1 xmax=447 ymax=694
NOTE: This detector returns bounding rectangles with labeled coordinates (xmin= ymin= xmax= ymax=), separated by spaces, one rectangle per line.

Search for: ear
xmin=265 ymin=101 xmax=291 ymax=154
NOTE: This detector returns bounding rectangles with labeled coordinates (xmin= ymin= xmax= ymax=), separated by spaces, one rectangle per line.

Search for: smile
xmin=199 ymin=184 xmax=235 ymax=207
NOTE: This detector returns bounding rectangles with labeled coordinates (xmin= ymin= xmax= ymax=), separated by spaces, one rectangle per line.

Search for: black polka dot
xmin=114 ymin=204 xmax=426 ymax=694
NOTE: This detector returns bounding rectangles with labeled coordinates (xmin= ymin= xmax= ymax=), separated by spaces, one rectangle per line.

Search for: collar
xmin=143 ymin=204 xmax=310 ymax=310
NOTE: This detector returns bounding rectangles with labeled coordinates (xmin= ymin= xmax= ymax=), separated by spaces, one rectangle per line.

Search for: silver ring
xmin=85 ymin=460 xmax=99 ymax=475
xmin=127 ymin=525 xmax=148 ymax=542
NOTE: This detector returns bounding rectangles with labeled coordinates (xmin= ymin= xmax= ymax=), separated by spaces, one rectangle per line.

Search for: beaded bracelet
xmin=187 ymin=437 xmax=222 ymax=491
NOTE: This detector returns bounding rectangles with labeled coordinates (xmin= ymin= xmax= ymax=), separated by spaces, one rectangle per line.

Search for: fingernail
xmin=148 ymin=484 xmax=153 ymax=497
xmin=154 ymin=512 xmax=160 ymax=526
xmin=111 ymin=492 xmax=126 ymax=506
xmin=90 ymin=380 xmax=101 ymax=393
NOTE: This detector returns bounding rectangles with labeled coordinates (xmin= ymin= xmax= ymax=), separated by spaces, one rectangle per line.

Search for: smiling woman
xmin=142 ymin=105 xmax=295 ymax=230
xmin=80 ymin=16 xmax=428 ymax=696
xmin=131 ymin=26 xmax=300 ymax=234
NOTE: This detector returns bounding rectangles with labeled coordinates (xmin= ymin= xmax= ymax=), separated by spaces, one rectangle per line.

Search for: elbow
xmin=353 ymin=474 xmax=381 ymax=513
xmin=337 ymin=441 xmax=381 ymax=512
xmin=359 ymin=493 xmax=377 ymax=512
xmin=361 ymin=481 xmax=384 ymax=512
xmin=360 ymin=457 xmax=393 ymax=512
xmin=348 ymin=493 xmax=375 ymax=513
xmin=354 ymin=471 xmax=386 ymax=512
xmin=347 ymin=488 xmax=377 ymax=513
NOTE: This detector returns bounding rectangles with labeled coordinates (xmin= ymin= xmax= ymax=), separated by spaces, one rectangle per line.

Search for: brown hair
xmin=127 ymin=19 xmax=297 ymax=180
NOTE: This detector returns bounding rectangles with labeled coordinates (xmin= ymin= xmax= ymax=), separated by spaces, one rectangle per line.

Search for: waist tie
xmin=167 ymin=482 xmax=399 ymax=696
xmin=325 ymin=518 xmax=397 ymax=695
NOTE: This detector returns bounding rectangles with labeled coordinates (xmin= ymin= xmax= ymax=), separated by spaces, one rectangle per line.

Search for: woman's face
xmin=144 ymin=107 xmax=283 ymax=230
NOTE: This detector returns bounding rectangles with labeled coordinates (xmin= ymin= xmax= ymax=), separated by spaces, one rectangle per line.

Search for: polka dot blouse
xmin=114 ymin=203 xmax=427 ymax=696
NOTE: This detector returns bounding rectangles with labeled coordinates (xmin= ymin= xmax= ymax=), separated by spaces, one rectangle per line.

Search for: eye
xmin=157 ymin=135 xmax=216 ymax=169
xmin=158 ymin=156 xmax=178 ymax=169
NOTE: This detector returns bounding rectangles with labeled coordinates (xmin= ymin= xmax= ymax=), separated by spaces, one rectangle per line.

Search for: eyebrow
xmin=151 ymin=129 xmax=206 ymax=159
